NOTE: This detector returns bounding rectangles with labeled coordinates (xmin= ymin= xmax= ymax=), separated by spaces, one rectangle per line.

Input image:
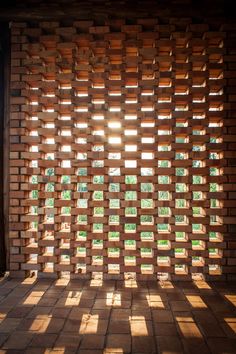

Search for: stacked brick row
xmin=223 ymin=23 xmax=236 ymax=281
xmin=8 ymin=17 xmax=232 ymax=280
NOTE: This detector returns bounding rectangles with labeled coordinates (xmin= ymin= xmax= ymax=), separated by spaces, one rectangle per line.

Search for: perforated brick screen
xmin=8 ymin=12 xmax=236 ymax=280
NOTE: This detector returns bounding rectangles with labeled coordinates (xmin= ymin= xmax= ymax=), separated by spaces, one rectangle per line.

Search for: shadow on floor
xmin=0 ymin=277 xmax=236 ymax=353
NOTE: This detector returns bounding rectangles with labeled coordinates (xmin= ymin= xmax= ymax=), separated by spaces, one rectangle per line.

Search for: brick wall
xmin=5 ymin=1 xmax=236 ymax=280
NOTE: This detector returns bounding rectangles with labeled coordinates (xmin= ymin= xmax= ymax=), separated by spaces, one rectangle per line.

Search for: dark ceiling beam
xmin=0 ymin=0 xmax=234 ymax=21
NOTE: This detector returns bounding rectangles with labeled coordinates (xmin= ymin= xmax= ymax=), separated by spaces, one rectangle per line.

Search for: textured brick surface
xmin=0 ymin=277 xmax=235 ymax=353
xmin=4 ymin=1 xmax=236 ymax=280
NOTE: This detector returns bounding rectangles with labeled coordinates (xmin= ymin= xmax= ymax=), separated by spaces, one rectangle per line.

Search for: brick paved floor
xmin=0 ymin=277 xmax=236 ymax=353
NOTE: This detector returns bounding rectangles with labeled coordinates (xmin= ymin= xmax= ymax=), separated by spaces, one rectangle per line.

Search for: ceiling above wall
xmin=0 ymin=0 xmax=234 ymax=21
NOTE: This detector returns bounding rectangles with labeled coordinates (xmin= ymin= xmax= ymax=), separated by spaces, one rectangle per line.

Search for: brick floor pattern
xmin=0 ymin=277 xmax=236 ymax=353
